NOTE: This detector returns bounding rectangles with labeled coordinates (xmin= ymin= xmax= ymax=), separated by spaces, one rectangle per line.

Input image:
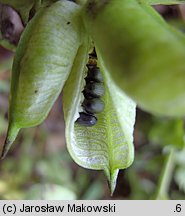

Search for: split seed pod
xmin=1 ymin=0 xmax=136 ymax=193
xmin=62 ymin=43 xmax=136 ymax=193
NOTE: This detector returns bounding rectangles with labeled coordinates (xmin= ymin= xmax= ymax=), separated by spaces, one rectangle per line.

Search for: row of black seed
xmin=76 ymin=50 xmax=105 ymax=126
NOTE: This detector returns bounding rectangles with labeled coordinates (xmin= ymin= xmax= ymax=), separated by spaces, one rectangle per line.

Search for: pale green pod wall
xmin=2 ymin=0 xmax=84 ymax=158
xmin=83 ymin=0 xmax=185 ymax=117
xmin=10 ymin=1 xmax=83 ymax=127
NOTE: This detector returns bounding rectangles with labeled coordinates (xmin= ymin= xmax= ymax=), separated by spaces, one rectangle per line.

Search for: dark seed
xmin=89 ymin=52 xmax=97 ymax=58
xmin=86 ymin=67 xmax=103 ymax=83
xmin=76 ymin=112 xmax=97 ymax=126
xmin=83 ymin=82 xmax=104 ymax=98
xmin=83 ymin=98 xmax=104 ymax=114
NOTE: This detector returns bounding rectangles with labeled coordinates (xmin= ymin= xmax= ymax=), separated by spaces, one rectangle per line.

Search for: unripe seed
xmin=83 ymin=98 xmax=105 ymax=114
xmin=76 ymin=48 xmax=104 ymax=127
xmin=85 ymin=67 xmax=103 ymax=83
xmin=83 ymin=82 xmax=104 ymax=98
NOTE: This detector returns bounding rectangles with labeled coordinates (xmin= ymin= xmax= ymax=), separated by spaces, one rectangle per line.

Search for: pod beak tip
xmin=0 ymin=125 xmax=20 ymax=160
xmin=1 ymin=153 xmax=6 ymax=160
xmin=1 ymin=138 xmax=11 ymax=160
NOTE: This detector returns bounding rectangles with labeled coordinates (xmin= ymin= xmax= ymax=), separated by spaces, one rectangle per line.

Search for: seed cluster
xmin=76 ymin=49 xmax=105 ymax=126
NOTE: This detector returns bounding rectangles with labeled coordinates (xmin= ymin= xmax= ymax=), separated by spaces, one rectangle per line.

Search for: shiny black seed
xmin=83 ymin=98 xmax=105 ymax=114
xmin=76 ymin=112 xmax=97 ymax=126
xmin=86 ymin=67 xmax=103 ymax=83
xmin=83 ymin=82 xmax=104 ymax=98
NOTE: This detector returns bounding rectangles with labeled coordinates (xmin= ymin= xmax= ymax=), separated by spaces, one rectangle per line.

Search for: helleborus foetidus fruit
xmin=1 ymin=0 xmax=136 ymax=193
xmin=5 ymin=0 xmax=185 ymax=192
xmin=83 ymin=0 xmax=185 ymax=117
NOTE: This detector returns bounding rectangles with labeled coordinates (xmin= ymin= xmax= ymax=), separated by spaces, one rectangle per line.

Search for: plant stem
xmin=155 ymin=147 xmax=175 ymax=200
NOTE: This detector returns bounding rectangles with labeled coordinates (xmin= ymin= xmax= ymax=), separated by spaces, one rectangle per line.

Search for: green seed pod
xmin=62 ymin=43 xmax=136 ymax=193
xmin=1 ymin=0 xmax=84 ymax=158
xmin=83 ymin=0 xmax=185 ymax=117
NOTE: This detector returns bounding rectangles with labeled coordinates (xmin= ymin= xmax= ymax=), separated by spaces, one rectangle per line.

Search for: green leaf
xmin=140 ymin=0 xmax=185 ymax=5
xmin=63 ymin=42 xmax=136 ymax=194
